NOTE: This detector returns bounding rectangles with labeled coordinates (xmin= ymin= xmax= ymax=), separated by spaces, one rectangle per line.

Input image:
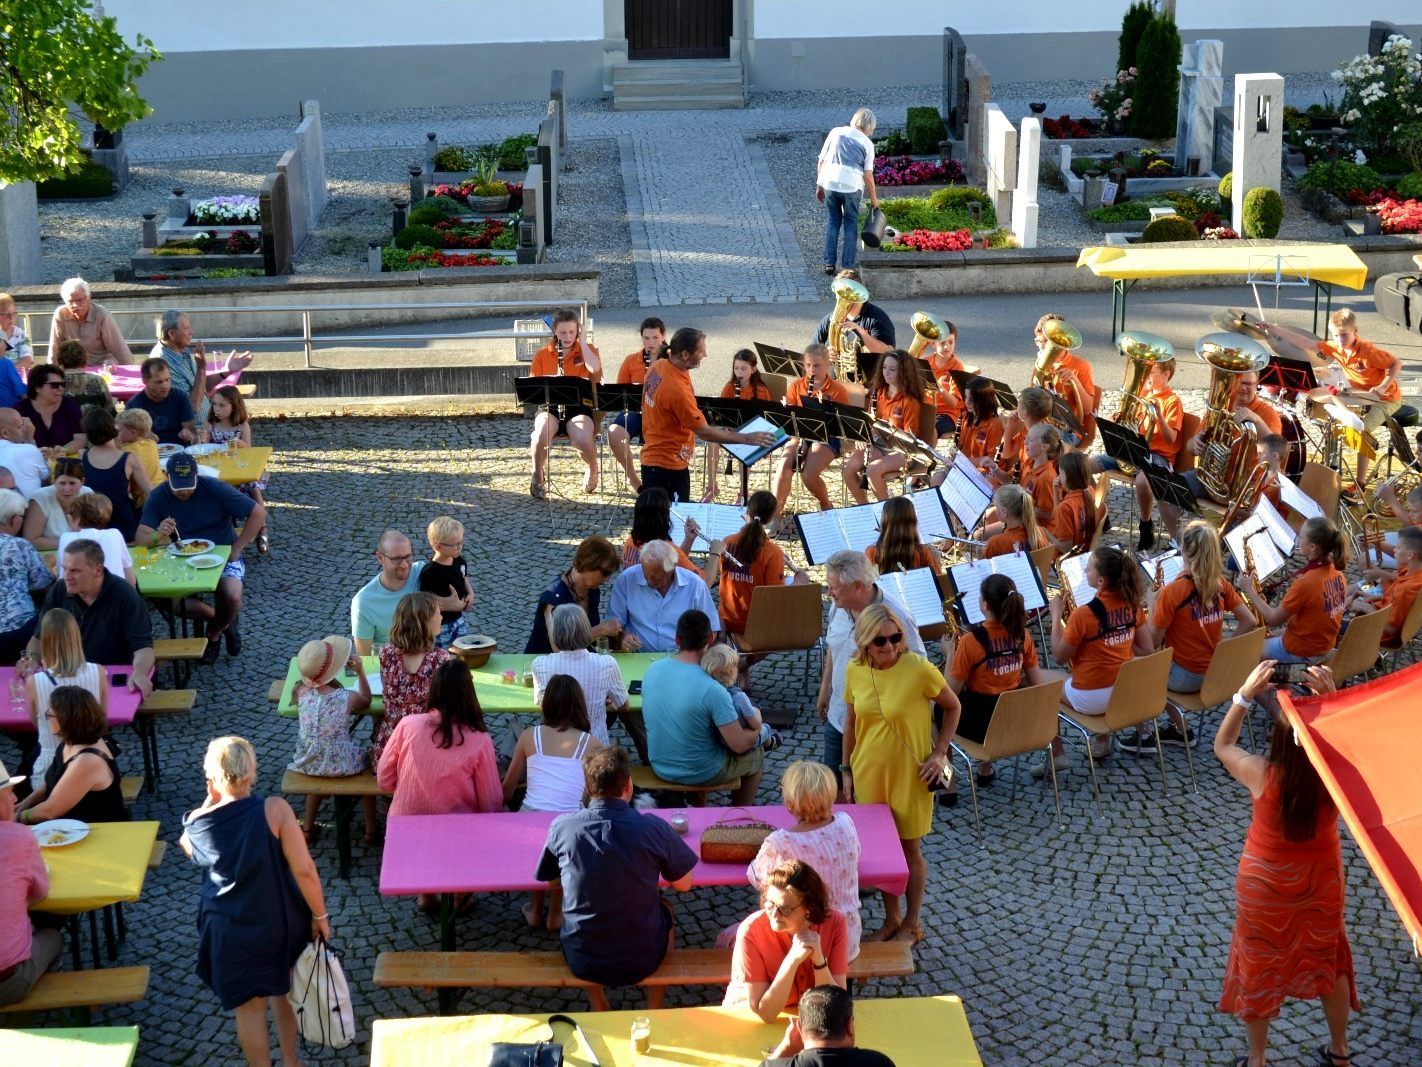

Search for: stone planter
xmin=464 ymin=194 xmax=511 ymax=213
xmin=1090 ymin=219 xmax=1149 ymax=233
xmin=129 ymin=248 xmax=266 ymax=279
xmin=430 ymin=169 xmax=522 ymax=187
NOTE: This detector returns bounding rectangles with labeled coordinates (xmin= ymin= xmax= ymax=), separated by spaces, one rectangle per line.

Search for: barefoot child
xmin=288 ymin=635 xmax=376 ymax=845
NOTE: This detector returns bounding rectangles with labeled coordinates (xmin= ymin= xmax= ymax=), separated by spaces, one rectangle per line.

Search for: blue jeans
xmin=1262 ymin=634 xmax=1322 ymax=665
xmin=822 ymin=720 xmax=843 ymax=771
xmin=824 ymin=190 xmax=862 ymax=270
xmin=1168 ymin=662 xmax=1206 ymax=693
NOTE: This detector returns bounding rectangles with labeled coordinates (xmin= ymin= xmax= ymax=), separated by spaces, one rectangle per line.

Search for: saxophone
xmin=1194 ymin=332 xmax=1272 ymax=504
xmin=828 ymin=276 xmax=869 ymax=381
xmin=1113 ymin=330 xmax=1175 ymax=475
xmin=1243 ymin=538 xmax=1259 ymax=587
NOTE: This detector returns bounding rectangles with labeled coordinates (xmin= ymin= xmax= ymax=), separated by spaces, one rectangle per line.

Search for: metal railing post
xmin=301 ymin=310 xmax=313 ymax=368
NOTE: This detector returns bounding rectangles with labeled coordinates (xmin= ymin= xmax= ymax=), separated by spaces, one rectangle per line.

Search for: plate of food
xmin=169 ymin=538 xmax=215 ymax=556
xmin=32 ymin=819 xmax=89 ymax=848
xmin=156 ymin=443 xmax=184 ymax=460
xmin=186 ymin=554 xmax=225 ymax=569
xmin=185 ymin=443 xmax=225 ymax=457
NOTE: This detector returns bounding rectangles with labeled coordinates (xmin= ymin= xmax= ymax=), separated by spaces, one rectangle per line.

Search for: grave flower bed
xmin=189 ymin=195 xmax=260 ymax=225
xmin=152 ymin=230 xmax=260 ymax=256
xmin=432 ymin=217 xmax=518 ymax=250
xmin=874 ymin=156 xmax=964 ymax=187
xmin=1373 ymin=198 xmax=1422 ymax=234
xmin=888 ymin=228 xmax=974 ymax=251
xmin=1201 ymin=226 xmax=1241 ymax=240
xmin=1071 ymin=150 xmax=1174 ymax=178
xmin=427 ymin=180 xmax=524 ymax=213
xmin=381 ymin=246 xmax=506 ymax=271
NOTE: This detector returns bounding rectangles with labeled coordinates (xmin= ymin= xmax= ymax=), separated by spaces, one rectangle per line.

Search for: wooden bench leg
xmin=87 ymin=911 xmax=101 ymax=969
xmin=102 ymin=905 xmax=119 ymax=962
xmin=135 ymin=714 xmax=159 ymax=794
xmin=67 ymin=916 xmax=82 ymax=972
xmin=437 ymin=892 xmax=458 ymax=1016
xmin=333 ymin=795 xmax=355 ymax=879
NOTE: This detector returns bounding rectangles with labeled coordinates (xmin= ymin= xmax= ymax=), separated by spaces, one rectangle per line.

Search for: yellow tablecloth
xmin=156 ymin=445 xmax=272 ymax=486
xmin=370 ymin=997 xmax=981 ymax=1067
xmin=1075 ymin=242 xmax=1368 ymax=289
xmin=32 ymin=821 xmax=159 ymax=915
xmin=2 ymin=1027 xmax=138 ymax=1066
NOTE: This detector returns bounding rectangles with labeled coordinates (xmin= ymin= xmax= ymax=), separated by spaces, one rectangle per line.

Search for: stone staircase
xmin=612 ymin=60 xmax=745 ymax=111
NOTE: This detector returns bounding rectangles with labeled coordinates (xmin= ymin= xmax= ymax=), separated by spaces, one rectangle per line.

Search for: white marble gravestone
xmin=983 ymin=105 xmax=1017 ymax=225
xmin=1011 ymin=117 xmax=1041 ymax=248
xmin=1175 ymin=40 xmax=1224 ymax=176
xmin=1229 ymin=73 xmax=1285 ymax=235
xmin=0 ymin=183 xmax=42 ymax=286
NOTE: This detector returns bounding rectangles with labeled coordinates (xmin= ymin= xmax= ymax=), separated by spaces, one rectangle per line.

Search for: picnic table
xmin=130 ymin=544 xmax=231 ymax=637
xmin=32 ymin=821 xmax=159 ymax=969
xmin=381 ymin=804 xmax=909 ymax=951
xmin=277 ymin=652 xmax=663 ymax=718
xmin=2 ymin=1026 xmax=140 ymax=1067
xmin=0 ymin=665 xmax=142 ymax=731
xmin=370 ymin=996 xmax=982 ymax=1066
xmin=99 ymin=358 xmax=243 ymax=401
xmin=154 ymin=445 xmax=272 ymax=487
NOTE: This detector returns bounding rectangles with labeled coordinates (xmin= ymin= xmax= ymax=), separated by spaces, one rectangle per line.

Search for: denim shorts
xmin=822 ymin=720 xmax=843 ymax=769
xmin=1168 ymin=662 xmax=1205 ymax=693
xmin=1262 ymin=633 xmax=1322 ymax=665
xmin=610 ymin=411 xmax=644 ymax=441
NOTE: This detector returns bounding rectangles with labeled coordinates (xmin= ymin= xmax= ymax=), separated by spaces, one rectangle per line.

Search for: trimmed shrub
xmin=393 ymin=223 xmax=442 ymax=250
xmin=928 ymin=186 xmax=993 ymax=212
xmin=418 ymin=195 xmax=467 ymax=218
xmin=495 ymin=133 xmax=538 ymax=170
xmin=1218 ymin=171 xmax=1233 ymax=209
xmin=36 ymin=158 xmax=114 ymax=199
xmin=1130 ymin=15 xmax=1181 ymax=139
xmin=407 ymin=204 xmax=447 ymax=226
xmin=1117 ymin=1 xmax=1154 ymax=73
xmin=906 ymin=107 xmax=947 ymax=155
xmin=873 ymin=128 xmax=914 ymax=155
xmin=1397 ymin=124 xmax=1422 ymax=174
xmin=1242 ymin=187 xmax=1284 ymax=238
xmin=1141 ymin=215 xmax=1199 ymax=242
xmin=432 ymin=145 xmax=476 ymax=171
xmin=1297 ymin=160 xmax=1384 ymax=198
xmin=1396 ymin=172 xmax=1422 ymax=200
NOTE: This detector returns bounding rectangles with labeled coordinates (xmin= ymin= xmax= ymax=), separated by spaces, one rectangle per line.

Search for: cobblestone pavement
xmin=4 ymin=408 xmax=1418 ymax=1066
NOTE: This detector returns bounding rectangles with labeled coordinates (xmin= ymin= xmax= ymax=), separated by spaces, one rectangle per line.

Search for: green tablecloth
xmin=132 ymin=544 xmax=231 ymax=599
xmin=3 ymin=1027 xmax=138 ymax=1066
xmin=278 ymin=652 xmax=662 ymax=718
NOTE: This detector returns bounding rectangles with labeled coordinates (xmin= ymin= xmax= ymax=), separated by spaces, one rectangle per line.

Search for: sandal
xmin=529 ymin=476 xmax=546 ymax=501
xmin=521 ymin=901 xmax=545 ymax=929
xmin=862 ymin=922 xmax=899 ymax=943
xmin=1317 ymin=1046 xmax=1351 ymax=1066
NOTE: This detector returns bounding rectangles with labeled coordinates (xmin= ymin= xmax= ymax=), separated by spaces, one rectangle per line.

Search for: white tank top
xmin=522 ymin=727 xmax=591 ymax=813
xmin=31 ymin=662 xmax=104 ymax=786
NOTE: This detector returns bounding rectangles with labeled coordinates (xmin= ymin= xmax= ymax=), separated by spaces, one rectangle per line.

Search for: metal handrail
xmin=16 ymin=298 xmax=590 ymax=369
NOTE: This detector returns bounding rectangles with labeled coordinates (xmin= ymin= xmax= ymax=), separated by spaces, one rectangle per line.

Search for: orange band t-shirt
xmin=531 ymin=341 xmax=600 ymax=380
xmin=930 ymin=355 xmax=966 ymax=417
xmin=985 ymin=525 xmax=1035 ymax=559
xmin=718 ymin=534 xmax=786 ymax=635
xmin=1318 ymin=338 xmax=1401 ymax=402
xmin=1151 ymin=575 xmax=1244 ymax=674
xmin=958 ymin=415 xmax=1003 ymax=462
xmin=622 ymin=535 xmax=699 ymax=574
xmin=1020 ymin=457 xmax=1057 ymax=517
xmin=865 ymin=543 xmax=942 ymax=575
xmin=1052 ymin=490 xmax=1094 ymax=553
xmin=873 ymin=389 xmax=921 ymax=433
xmin=950 ymin=619 xmax=1039 ymax=695
xmin=1281 ymin=561 xmax=1346 ymax=658
xmin=1381 ymin=568 xmax=1422 ymax=640
xmin=641 ymin=359 xmax=706 ymax=471
xmin=617 ymin=351 xmax=654 ymax=385
xmin=1064 ymin=589 xmax=1144 ymax=690
xmin=1144 ymin=386 xmax=1185 ymax=464
xmin=720 ymin=381 xmax=773 ymax=401
xmin=785 ymin=376 xmax=850 ymax=409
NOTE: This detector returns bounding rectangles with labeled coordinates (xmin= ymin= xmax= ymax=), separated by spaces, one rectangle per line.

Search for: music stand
xmin=514 ymin=375 xmax=592 ymax=417
xmin=814 ymin=400 xmax=877 ymax=447
xmin=1048 ymin=394 xmax=1084 ymax=437
xmin=594 ymin=383 xmax=642 ymax=417
xmin=874 ymin=421 xmax=942 ymax=473
xmin=949 ymin=370 xmax=1018 ymax=411
xmin=1259 ymin=356 xmax=1318 ymax=396
xmin=1141 ymin=463 xmax=1198 ymax=514
xmin=753 ymin=342 xmax=803 ymax=378
xmin=1097 ymin=417 xmax=1153 ymax=474
xmin=696 ymin=395 xmax=774 ymax=429
xmin=762 ymin=404 xmax=835 ymax=448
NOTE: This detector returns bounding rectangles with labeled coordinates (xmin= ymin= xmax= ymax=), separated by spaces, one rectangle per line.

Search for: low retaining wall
xmin=861 ymin=235 xmax=1422 ymax=299
xmin=244 ymin=362 xmax=524 ymax=401
xmin=8 ymin=266 xmax=599 ymax=347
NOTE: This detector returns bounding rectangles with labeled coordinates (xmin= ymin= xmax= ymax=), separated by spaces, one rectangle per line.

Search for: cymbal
xmin=1210 ymin=308 xmax=1271 ymax=344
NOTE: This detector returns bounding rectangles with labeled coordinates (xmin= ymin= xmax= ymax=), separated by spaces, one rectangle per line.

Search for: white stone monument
xmin=1011 ymin=117 xmax=1041 ymax=249
xmin=0 ymin=183 xmax=42 ymax=287
xmin=1175 ymin=40 xmax=1224 ymax=176
xmin=1229 ymin=73 xmax=1285 ymax=235
xmin=983 ymin=104 xmax=1017 ymax=226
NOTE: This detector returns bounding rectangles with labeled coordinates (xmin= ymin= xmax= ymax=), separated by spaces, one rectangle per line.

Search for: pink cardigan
xmin=376 ymin=711 xmax=503 ymax=817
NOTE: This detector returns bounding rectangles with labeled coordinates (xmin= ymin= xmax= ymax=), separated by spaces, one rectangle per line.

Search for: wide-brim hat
xmin=296 ymin=635 xmax=353 ymax=687
xmin=0 ymin=757 xmax=23 ymax=792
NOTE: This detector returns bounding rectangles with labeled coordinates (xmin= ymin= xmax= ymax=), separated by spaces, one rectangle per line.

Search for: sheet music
xmin=948 ymin=553 xmax=1047 ymax=623
xmin=953 ymin=451 xmax=993 ymax=497
xmin=1147 ymin=549 xmax=1186 ymax=588
xmin=837 ymin=507 xmax=882 ymax=553
xmin=668 ymin=503 xmax=745 ymax=546
xmin=939 ymin=455 xmax=992 ymax=531
xmin=722 ymin=416 xmax=790 ymax=465
xmin=1056 ymin=552 xmax=1097 ymax=606
xmin=876 ymin=568 xmax=946 ymax=627
xmin=795 ymin=494 xmax=951 ymax=565
xmin=871 ymin=490 xmax=952 ymax=543
xmin=796 ymin=510 xmax=849 ymax=566
xmin=1224 ymin=516 xmax=1286 ymax=582
xmin=1255 ymin=496 xmax=1297 ymax=554
xmin=1276 ymin=475 xmax=1322 ymax=521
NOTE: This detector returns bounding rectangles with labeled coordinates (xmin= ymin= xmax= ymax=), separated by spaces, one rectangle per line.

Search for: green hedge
xmin=1297 ymin=160 xmax=1383 ymax=197
xmin=36 ymin=159 xmax=114 ymax=199
xmin=407 ymin=204 xmax=448 ymax=227
xmin=1141 ymin=215 xmax=1199 ymax=242
xmin=905 ymin=107 xmax=947 ymax=155
xmin=1396 ymin=172 xmax=1422 ymax=199
xmin=394 ymin=223 xmax=442 ymax=250
xmin=1242 ymin=187 xmax=1283 ymax=238
xmin=496 ymin=134 xmax=538 ymax=170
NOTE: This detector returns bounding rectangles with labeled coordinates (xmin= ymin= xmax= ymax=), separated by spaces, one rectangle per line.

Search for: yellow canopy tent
xmin=1075 ymin=242 xmax=1370 ymax=338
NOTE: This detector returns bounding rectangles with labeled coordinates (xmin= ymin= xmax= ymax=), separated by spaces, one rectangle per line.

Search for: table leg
xmin=67 ymin=916 xmax=81 ymax=971
xmin=136 ymin=714 xmax=158 ymax=793
xmin=102 ymin=905 xmax=118 ymax=962
xmin=86 ymin=911 xmax=101 ymax=968
xmin=334 ymin=795 xmax=354 ymax=879
xmin=437 ymin=892 xmax=456 ymax=1015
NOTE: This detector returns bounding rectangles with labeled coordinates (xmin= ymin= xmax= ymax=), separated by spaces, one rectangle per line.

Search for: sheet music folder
xmin=946 ymin=553 xmax=1047 ymax=624
xmin=722 ymin=415 xmax=791 ymax=467
xmin=695 ymin=395 xmax=773 ymax=429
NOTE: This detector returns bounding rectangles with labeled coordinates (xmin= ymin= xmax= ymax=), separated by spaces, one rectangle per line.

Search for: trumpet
xmin=1361 ymin=513 xmax=1385 ymax=569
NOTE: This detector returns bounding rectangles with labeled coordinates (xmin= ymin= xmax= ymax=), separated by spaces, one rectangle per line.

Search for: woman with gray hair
xmin=0 ymin=488 xmax=53 ymax=663
xmin=816 ymin=108 xmax=880 ymax=275
xmin=530 ymin=602 xmax=632 ymax=749
xmin=48 ymin=277 xmax=134 ymax=365
xmin=180 ymin=735 xmax=329 ymax=1067
xmin=153 ymin=309 xmax=253 ymax=429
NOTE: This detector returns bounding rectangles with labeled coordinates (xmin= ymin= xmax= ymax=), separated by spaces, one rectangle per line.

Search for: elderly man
xmin=35 ymin=539 xmax=154 ymax=698
xmin=0 ymin=293 xmax=33 ymax=372
xmin=816 ymin=109 xmax=880 ymax=276
xmin=643 ymin=609 xmax=762 ymax=805
xmin=536 ymin=745 xmax=696 ymax=1010
xmin=0 ymin=409 xmax=48 ymax=498
xmin=351 ymin=530 xmax=428 ymax=655
xmin=135 ymin=453 xmax=263 ymax=665
xmin=0 ymin=758 xmax=62 ymax=1007
xmin=608 ymin=539 xmax=720 ymax=653
xmin=152 ymin=310 xmax=253 ymax=432
xmin=125 ymin=358 xmax=196 ymax=445
xmin=817 ymin=550 xmax=923 ymax=776
xmin=48 ymin=277 xmax=134 ymax=365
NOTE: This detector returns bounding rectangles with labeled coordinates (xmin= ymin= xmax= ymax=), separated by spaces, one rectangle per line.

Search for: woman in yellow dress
xmin=842 ymin=602 xmax=959 ymax=944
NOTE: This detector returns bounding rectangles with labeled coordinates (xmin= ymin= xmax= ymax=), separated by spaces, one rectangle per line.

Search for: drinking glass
xmin=630 ymin=1016 xmax=651 ymax=1055
xmin=8 ymin=677 xmax=25 ymax=712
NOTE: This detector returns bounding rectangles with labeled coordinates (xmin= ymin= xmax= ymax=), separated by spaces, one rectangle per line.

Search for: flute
xmin=670 ymin=504 xmax=743 ymax=568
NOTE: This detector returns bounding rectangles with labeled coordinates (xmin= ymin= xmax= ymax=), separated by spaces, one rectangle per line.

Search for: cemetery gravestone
xmin=964 ymin=54 xmax=991 ymax=186
xmin=260 ymin=171 xmax=293 ymax=276
xmin=550 ymin=70 xmax=567 ymax=152
xmin=276 ymin=148 xmax=308 ymax=255
xmin=983 ymin=104 xmax=1017 ymax=225
xmin=519 ymin=162 xmax=547 ymax=263
xmin=0 ymin=183 xmax=42 ymax=286
xmin=90 ymin=126 xmax=130 ymax=193
xmin=296 ymin=101 xmax=329 ymax=223
xmin=1369 ymin=21 xmax=1399 ymax=56
xmin=537 ymin=114 xmax=559 ymax=245
xmin=942 ymin=28 xmax=968 ymax=141
xmin=1011 ymin=117 xmax=1041 ymax=249
xmin=1175 ymin=39 xmax=1224 ymax=176
xmin=1229 ymin=73 xmax=1284 ymax=236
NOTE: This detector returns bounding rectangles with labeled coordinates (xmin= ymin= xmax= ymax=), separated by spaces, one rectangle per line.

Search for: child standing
xmin=288 ymin=634 xmax=375 ymax=844
xmin=205 ymin=385 xmax=269 ymax=553
xmin=701 ymin=644 xmax=781 ymax=751
xmin=420 ymin=516 xmax=474 ymax=649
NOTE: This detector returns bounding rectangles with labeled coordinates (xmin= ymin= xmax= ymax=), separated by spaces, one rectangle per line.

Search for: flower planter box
xmin=159 ymin=223 xmax=262 ymax=245
xmin=130 ymin=248 xmax=266 ymax=278
xmin=430 ymin=170 xmax=523 ymax=187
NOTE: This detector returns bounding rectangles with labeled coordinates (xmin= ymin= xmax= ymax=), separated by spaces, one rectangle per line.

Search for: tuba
xmin=827 ymin=276 xmax=869 ymax=381
xmin=1113 ymin=330 xmax=1175 ymax=475
xmin=906 ymin=310 xmax=950 ymax=359
xmin=1194 ymin=331 xmax=1272 ymax=504
xmin=1032 ymin=319 xmax=1082 ymax=392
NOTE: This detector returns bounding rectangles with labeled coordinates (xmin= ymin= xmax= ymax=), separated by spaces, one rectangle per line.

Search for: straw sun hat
xmin=297 ymin=635 xmax=353 ymax=687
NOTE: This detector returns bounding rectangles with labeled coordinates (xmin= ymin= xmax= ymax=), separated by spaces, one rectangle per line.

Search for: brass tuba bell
xmin=1194 ymin=331 xmax=1272 ymax=504
xmin=828 ymin=275 xmax=870 ymax=381
xmin=1112 ymin=330 xmax=1175 ymax=475
xmin=1032 ymin=319 xmax=1082 ymax=392
xmin=907 ymin=310 xmax=950 ymax=359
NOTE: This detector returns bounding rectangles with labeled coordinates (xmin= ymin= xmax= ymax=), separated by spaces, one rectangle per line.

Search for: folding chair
xmin=1292 ymin=461 xmax=1341 ymax=532
xmin=1378 ymin=593 xmax=1422 ymax=671
xmin=1058 ymin=647 xmax=1174 ymax=816
xmin=735 ymin=583 xmax=826 ymax=695
xmin=951 ymin=678 xmax=1066 ymax=843
xmin=1324 ymin=607 xmax=1389 ymax=685
xmin=1164 ymin=626 xmax=1266 ymax=791
xmin=1027 ymin=544 xmax=1057 ymax=652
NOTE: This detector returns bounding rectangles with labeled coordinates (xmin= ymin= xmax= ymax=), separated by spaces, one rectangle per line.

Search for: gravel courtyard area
xmin=5 ymin=410 xmax=1417 ymax=1066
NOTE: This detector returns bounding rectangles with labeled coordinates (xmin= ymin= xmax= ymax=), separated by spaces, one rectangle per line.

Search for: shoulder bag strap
xmin=548 ymin=1014 xmax=602 ymax=1066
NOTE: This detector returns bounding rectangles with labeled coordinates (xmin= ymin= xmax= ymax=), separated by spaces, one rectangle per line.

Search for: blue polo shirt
xmin=643 ymin=658 xmax=739 ymax=785
xmin=524 ymin=572 xmax=601 ymax=654
xmin=125 ymin=388 xmax=195 ymax=444
xmin=607 ymin=565 xmax=720 ymax=653
xmin=139 ymin=476 xmax=254 ymax=547
xmin=535 ymin=798 xmax=697 ymax=988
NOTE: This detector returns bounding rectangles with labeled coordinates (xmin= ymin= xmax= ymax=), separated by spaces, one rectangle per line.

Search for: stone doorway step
xmin=612 ymin=60 xmax=745 ymax=111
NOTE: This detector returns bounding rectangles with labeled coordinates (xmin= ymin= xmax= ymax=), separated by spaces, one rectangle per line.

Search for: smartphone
xmin=629 ymin=680 xmax=643 ymax=695
xmin=1269 ymin=662 xmax=1308 ymax=686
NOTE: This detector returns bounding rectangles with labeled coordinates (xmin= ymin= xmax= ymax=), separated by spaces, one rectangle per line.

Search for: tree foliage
xmin=1130 ymin=14 xmax=1181 ymax=139
xmin=1117 ymin=1 xmax=1154 ymax=74
xmin=0 ymin=0 xmax=159 ymax=183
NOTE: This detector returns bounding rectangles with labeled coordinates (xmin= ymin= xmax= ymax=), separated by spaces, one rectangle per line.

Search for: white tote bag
xmin=288 ymin=936 xmax=355 ymax=1050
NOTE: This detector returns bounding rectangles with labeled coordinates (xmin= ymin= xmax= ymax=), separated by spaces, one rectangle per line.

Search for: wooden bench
xmin=281 ymin=770 xmax=382 ymax=879
xmin=133 ymin=688 xmax=197 ymax=792
xmin=0 ymin=965 xmax=149 ymax=1023
xmin=268 ymin=679 xmax=284 ymax=703
xmin=630 ymin=765 xmax=740 ymax=808
xmin=375 ymin=942 xmax=913 ymax=1008
xmin=147 ymin=840 xmax=166 ymax=869
xmin=120 ymin=775 xmax=142 ymax=806
xmin=153 ymin=636 xmax=208 ymax=686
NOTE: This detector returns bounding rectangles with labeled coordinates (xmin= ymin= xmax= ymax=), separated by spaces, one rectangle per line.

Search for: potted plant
xmin=465 ymin=149 xmax=510 ymax=213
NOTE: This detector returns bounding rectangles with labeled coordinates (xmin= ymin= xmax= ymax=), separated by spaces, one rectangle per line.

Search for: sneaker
xmin=1115 ymin=728 xmax=1159 ymax=755
xmin=1031 ymin=751 xmax=1069 ymax=780
xmin=1137 ymin=520 xmax=1156 ymax=552
xmin=223 ymin=618 xmax=242 ymax=656
xmin=1156 ymin=722 xmax=1197 ymax=749
xmin=200 ymin=638 xmax=221 ymax=666
xmin=762 ymin=730 xmax=783 ymax=752
xmin=1089 ymin=735 xmax=1114 ymax=760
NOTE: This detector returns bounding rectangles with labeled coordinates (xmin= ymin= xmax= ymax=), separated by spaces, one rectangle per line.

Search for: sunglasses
xmin=871 ymin=632 xmax=904 ymax=648
xmin=43 ymin=381 xmax=65 ymax=390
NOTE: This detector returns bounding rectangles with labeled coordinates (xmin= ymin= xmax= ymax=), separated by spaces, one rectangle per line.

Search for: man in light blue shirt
xmin=350 ymin=529 xmax=425 ymax=654
xmin=642 ymin=609 xmax=761 ymax=805
xmin=607 ymin=540 xmax=720 ymax=653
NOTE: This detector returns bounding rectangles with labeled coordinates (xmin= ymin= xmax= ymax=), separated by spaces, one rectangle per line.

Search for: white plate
xmin=156 ymin=443 xmax=183 ymax=459
xmin=186 ymin=554 xmax=224 ymax=569
xmin=33 ymin=819 xmax=89 ymax=848
xmin=185 ymin=443 xmax=225 ymax=456
xmin=197 ymin=464 xmax=220 ymax=480
xmin=168 ymin=538 xmax=215 ymax=556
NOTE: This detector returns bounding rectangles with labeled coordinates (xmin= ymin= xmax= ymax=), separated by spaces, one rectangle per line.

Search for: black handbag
xmin=488 ymin=1014 xmax=601 ymax=1067
xmin=860 ymin=205 xmax=889 ymax=248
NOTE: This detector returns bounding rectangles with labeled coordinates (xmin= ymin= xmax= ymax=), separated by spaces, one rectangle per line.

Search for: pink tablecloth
xmin=0 ymin=665 xmax=142 ymax=730
xmin=380 ymin=803 xmax=909 ymax=897
xmin=97 ymin=360 xmax=243 ymax=401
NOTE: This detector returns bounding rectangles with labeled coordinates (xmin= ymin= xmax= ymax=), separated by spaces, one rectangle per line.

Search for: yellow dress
xmin=843 ymin=651 xmax=944 ymax=840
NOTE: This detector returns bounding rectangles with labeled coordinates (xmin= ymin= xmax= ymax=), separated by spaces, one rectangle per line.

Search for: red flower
xmin=887 ymin=228 xmax=974 ymax=252
xmin=1374 ymin=197 xmax=1422 ymax=234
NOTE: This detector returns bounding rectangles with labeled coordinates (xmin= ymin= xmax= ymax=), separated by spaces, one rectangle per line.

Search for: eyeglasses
xmin=870 ymin=632 xmax=904 ymax=648
xmin=762 ymin=899 xmax=803 ymax=919
xmin=379 ymin=552 xmax=414 ymax=565
xmin=43 ymin=381 xmax=65 ymax=390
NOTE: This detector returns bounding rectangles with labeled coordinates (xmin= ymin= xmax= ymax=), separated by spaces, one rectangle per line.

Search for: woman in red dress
xmin=1214 ymin=660 xmax=1357 ymax=1067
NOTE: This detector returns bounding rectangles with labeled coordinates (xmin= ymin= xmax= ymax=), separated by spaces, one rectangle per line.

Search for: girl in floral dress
xmin=374 ymin=592 xmax=450 ymax=766
xmin=288 ymin=634 xmax=372 ymax=844
xmin=205 ymin=386 xmax=270 ymax=553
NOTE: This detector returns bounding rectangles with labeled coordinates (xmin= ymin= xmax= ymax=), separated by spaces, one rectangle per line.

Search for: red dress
xmin=372 ymin=644 xmax=452 ymax=765
xmin=1218 ymin=769 xmax=1359 ymax=1021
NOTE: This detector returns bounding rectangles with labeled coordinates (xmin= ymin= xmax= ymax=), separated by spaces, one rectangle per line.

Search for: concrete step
xmin=612 ymin=60 xmax=741 ymax=84
xmin=614 ymin=75 xmax=743 ymax=93
xmin=613 ymin=94 xmax=746 ymax=111
xmin=612 ymin=60 xmax=744 ymax=111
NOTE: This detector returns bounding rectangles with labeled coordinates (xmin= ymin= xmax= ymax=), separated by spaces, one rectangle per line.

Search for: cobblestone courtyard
xmin=4 ymin=413 xmax=1417 ymax=1066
